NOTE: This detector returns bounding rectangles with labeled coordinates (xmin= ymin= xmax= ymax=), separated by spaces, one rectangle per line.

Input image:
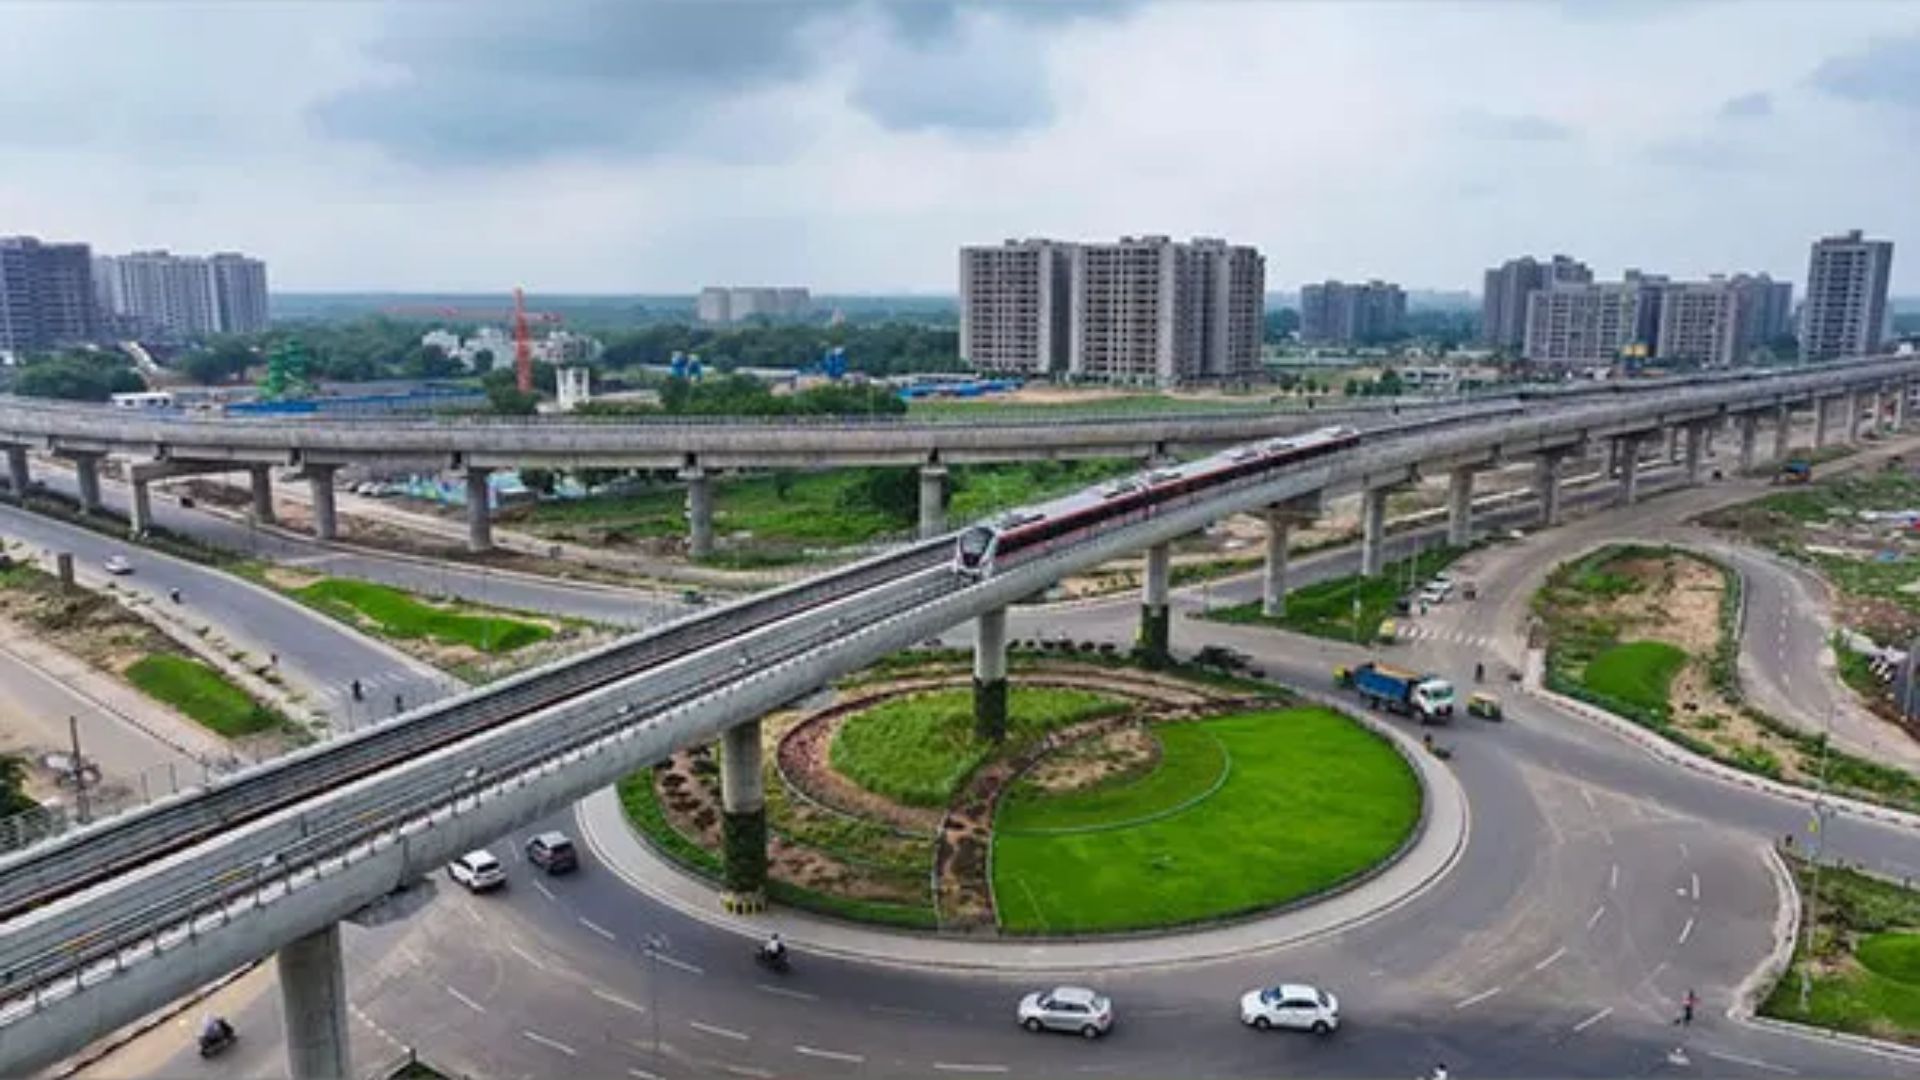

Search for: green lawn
xmin=992 ymin=707 xmax=1419 ymax=934
xmin=907 ymin=394 xmax=1278 ymax=422
xmin=997 ymin=724 xmax=1229 ymax=834
xmin=126 ymin=654 xmax=282 ymax=737
xmin=1582 ymin=640 xmax=1687 ymax=716
xmin=830 ymin=687 xmax=1127 ymax=808
xmin=1761 ymin=860 xmax=1920 ymax=1045
xmin=1206 ymin=546 xmax=1465 ymax=642
xmin=294 ymin=578 xmax=551 ymax=654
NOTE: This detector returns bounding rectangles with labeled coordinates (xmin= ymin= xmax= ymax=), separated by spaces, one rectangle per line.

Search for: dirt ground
xmin=1019 ymin=723 xmax=1158 ymax=794
xmin=1602 ymin=554 xmax=1725 ymax=656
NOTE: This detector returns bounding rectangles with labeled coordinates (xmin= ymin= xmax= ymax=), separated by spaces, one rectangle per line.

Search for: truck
xmin=1342 ymin=661 xmax=1456 ymax=724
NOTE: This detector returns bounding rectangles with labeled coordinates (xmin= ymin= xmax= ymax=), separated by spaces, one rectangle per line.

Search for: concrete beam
xmin=126 ymin=458 xmax=258 ymax=486
xmin=465 ymin=467 xmax=493 ymax=553
xmin=1140 ymin=541 xmax=1171 ymax=666
xmin=250 ymin=465 xmax=276 ymax=524
xmin=278 ymin=922 xmax=349 ymax=1080
xmin=1446 ymin=466 xmax=1474 ymax=548
xmin=683 ymin=466 xmax=713 ymax=560
xmin=719 ymin=719 xmax=767 ymax=904
xmin=918 ymin=465 xmax=947 ymax=540
xmin=974 ymin=606 xmax=1008 ymax=741
xmin=5 ymin=445 xmax=28 ymax=502
xmin=1359 ymin=486 xmax=1389 ymax=576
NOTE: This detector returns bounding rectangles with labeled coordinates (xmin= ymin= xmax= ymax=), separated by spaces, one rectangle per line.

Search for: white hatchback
xmin=1017 ymin=986 xmax=1113 ymax=1038
xmin=1240 ymin=984 xmax=1339 ymax=1034
xmin=448 ymin=850 xmax=506 ymax=893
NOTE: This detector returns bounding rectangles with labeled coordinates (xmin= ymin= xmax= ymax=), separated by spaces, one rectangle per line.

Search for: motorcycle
xmin=754 ymin=946 xmax=791 ymax=975
xmin=197 ymin=1022 xmax=236 ymax=1058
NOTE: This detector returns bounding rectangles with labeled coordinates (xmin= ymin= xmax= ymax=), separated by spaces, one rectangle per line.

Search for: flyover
xmin=1 ymin=354 xmax=1917 ymax=1077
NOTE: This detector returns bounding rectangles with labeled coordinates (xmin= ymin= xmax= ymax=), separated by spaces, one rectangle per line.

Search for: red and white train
xmin=954 ymin=425 xmax=1361 ymax=578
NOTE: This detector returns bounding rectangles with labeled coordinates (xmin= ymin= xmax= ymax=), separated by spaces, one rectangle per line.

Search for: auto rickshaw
xmin=1333 ymin=664 xmax=1353 ymax=688
xmin=1376 ymin=617 xmax=1399 ymax=644
xmin=1467 ymin=691 xmax=1503 ymax=721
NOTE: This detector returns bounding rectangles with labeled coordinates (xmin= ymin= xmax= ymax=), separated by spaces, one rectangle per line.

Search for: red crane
xmin=381 ymin=288 xmax=560 ymax=392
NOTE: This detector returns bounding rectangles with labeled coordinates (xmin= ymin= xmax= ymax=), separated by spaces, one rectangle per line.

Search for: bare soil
xmin=1020 ymin=724 xmax=1159 ymax=794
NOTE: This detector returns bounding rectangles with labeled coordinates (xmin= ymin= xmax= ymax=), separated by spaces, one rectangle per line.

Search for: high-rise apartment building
xmin=1066 ymin=236 xmax=1264 ymax=385
xmin=1523 ymin=271 xmax=1665 ymax=365
xmin=1479 ymin=255 xmax=1591 ymax=349
xmin=1800 ymin=229 xmax=1894 ymax=362
xmin=209 ymin=252 xmax=269 ymax=334
xmin=1728 ymin=273 xmax=1793 ymax=348
xmin=958 ymin=239 xmax=1073 ymax=376
xmin=93 ymin=249 xmax=270 ymax=339
xmin=695 ymin=286 xmax=812 ymax=325
xmin=1655 ymin=279 xmax=1743 ymax=367
xmin=1298 ymin=280 xmax=1406 ymax=346
xmin=0 ymin=236 xmax=98 ymax=356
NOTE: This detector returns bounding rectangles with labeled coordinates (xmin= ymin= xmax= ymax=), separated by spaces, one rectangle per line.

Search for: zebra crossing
xmin=1393 ymin=622 xmax=1495 ymax=652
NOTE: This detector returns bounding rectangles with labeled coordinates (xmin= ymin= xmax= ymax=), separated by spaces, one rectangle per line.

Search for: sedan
xmin=448 ymin=850 xmax=506 ymax=893
xmin=1240 ymin=984 xmax=1339 ymax=1034
xmin=103 ymin=555 xmax=133 ymax=575
xmin=1017 ymin=986 xmax=1113 ymax=1038
xmin=525 ymin=831 xmax=577 ymax=874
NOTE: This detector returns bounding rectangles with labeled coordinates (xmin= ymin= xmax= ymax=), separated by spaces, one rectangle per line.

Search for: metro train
xmin=954 ymin=425 xmax=1362 ymax=579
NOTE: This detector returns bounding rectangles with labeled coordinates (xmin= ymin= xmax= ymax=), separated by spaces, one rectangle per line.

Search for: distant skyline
xmin=1 ymin=1 xmax=1915 ymax=294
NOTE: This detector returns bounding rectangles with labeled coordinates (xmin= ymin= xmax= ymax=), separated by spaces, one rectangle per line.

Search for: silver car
xmin=1017 ymin=986 xmax=1113 ymax=1038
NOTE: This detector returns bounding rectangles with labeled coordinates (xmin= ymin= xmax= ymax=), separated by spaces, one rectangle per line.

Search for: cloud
xmin=1457 ymin=110 xmax=1575 ymax=142
xmin=1718 ymin=91 xmax=1773 ymax=119
xmin=1811 ymin=34 xmax=1920 ymax=108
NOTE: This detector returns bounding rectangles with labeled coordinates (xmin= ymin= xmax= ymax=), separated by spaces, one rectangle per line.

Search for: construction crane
xmin=381 ymin=288 xmax=559 ymax=392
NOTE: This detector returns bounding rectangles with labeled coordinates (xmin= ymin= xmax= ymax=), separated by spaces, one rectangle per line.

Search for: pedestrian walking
xmin=1675 ymin=988 xmax=1697 ymax=1026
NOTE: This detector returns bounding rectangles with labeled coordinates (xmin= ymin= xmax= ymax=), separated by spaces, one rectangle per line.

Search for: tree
xmin=470 ymin=347 xmax=495 ymax=374
xmin=519 ymin=468 xmax=557 ymax=495
xmin=486 ymin=383 xmax=540 ymax=415
xmin=839 ymin=467 xmax=919 ymax=527
xmin=0 ymin=754 xmax=33 ymax=817
xmin=179 ymin=339 xmax=255 ymax=385
xmin=1264 ymin=308 xmax=1301 ymax=342
xmin=10 ymin=351 xmax=145 ymax=402
xmin=405 ymin=343 xmax=462 ymax=379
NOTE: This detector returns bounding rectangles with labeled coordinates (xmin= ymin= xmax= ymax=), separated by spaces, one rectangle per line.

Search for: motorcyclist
xmin=169 ymin=587 xmax=182 ymax=604
xmin=761 ymin=933 xmax=786 ymax=962
xmin=199 ymin=1015 xmax=233 ymax=1046
xmin=1474 ymin=661 xmax=1485 ymax=682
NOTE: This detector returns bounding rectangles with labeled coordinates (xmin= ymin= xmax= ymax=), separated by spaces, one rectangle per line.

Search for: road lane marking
xmin=1533 ymin=946 xmax=1568 ymax=972
xmin=796 ymin=1046 xmax=866 ymax=1064
xmin=579 ymin=916 xmax=618 ymax=941
xmin=445 ymin=985 xmax=485 ymax=1013
xmin=1609 ymin=863 xmax=1620 ymax=891
xmin=522 ymin=1030 xmax=578 ymax=1056
xmin=654 ymin=953 xmax=704 ymax=976
xmin=1580 ymin=787 xmax=1597 ymax=811
xmin=1587 ymin=905 xmax=1606 ymax=929
xmin=1691 ymin=872 xmax=1700 ymax=901
xmin=690 ymin=1020 xmax=750 ymax=1042
xmin=869 ymin=1004 xmax=940 ymax=1019
xmin=508 ymin=942 xmax=549 ymax=972
xmin=757 ymin=983 xmax=818 ymax=1001
xmin=1571 ymin=1006 xmax=1612 ymax=1033
xmin=725 ymin=1067 xmax=773 ymax=1079
xmin=591 ymin=987 xmax=646 ymax=1013
xmin=1678 ymin=916 xmax=1695 ymax=945
xmin=1454 ymin=986 xmax=1502 ymax=1009
xmin=1598 ymin=826 xmax=1614 ymax=847
xmin=628 ymin=1070 xmax=663 ymax=1080
xmin=532 ymin=880 xmax=555 ymax=901
xmin=1706 ymin=1050 xmax=1797 ymax=1075
xmin=934 ymin=1064 xmax=1010 ymax=1074
xmin=1679 ymin=841 xmax=1690 ymax=858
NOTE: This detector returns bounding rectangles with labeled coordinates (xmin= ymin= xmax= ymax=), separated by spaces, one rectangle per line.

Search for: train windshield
xmin=957 ymin=526 xmax=994 ymax=566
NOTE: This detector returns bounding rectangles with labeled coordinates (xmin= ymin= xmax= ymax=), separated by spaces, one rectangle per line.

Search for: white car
xmin=448 ymin=850 xmax=506 ymax=893
xmin=1240 ymin=983 xmax=1339 ymax=1034
xmin=102 ymin=555 xmax=132 ymax=575
xmin=1017 ymin=986 xmax=1113 ymax=1038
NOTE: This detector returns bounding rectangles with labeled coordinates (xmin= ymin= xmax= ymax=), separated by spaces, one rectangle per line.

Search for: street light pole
xmin=1799 ymin=711 xmax=1835 ymax=1012
xmin=67 ymin=715 xmax=90 ymax=824
xmin=644 ymin=933 xmax=668 ymax=1063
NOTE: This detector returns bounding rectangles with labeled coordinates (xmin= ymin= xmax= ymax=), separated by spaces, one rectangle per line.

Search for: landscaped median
xmin=1204 ymin=545 xmax=1466 ymax=642
xmin=1762 ymin=854 xmax=1920 ymax=1047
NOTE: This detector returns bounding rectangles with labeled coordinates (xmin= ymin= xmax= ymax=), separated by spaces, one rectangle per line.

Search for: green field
xmin=1206 ymin=546 xmax=1464 ymax=642
xmin=906 ymin=394 xmax=1279 ymax=422
xmin=830 ymin=687 xmax=1126 ymax=808
xmin=294 ymin=578 xmax=551 ymax=654
xmin=1582 ymin=640 xmax=1687 ymax=716
xmin=126 ymin=654 xmax=283 ymax=737
xmin=1762 ymin=859 xmax=1920 ymax=1045
xmin=992 ymin=707 xmax=1419 ymax=934
xmin=998 ymin=724 xmax=1229 ymax=834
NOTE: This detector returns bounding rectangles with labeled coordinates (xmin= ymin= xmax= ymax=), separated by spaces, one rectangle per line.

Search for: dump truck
xmin=1342 ymin=661 xmax=1456 ymax=724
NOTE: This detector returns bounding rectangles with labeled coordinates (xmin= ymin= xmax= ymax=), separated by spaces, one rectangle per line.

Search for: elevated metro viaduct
xmin=0 ymin=356 xmax=1915 ymax=1078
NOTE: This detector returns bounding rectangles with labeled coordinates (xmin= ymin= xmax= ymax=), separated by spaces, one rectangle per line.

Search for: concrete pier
xmin=1359 ymin=487 xmax=1389 ymax=576
xmin=1535 ymin=452 xmax=1564 ymax=527
xmin=1263 ymin=510 xmax=1292 ymax=618
xmin=307 ymin=465 xmax=339 ymax=540
xmin=1140 ymin=541 xmax=1171 ymax=666
xmin=683 ymin=467 xmax=713 ymax=560
xmin=250 ymin=464 xmax=276 ymax=524
xmin=719 ymin=719 xmax=767 ymax=905
xmin=6 ymin=446 xmax=29 ymax=501
xmin=1815 ymin=396 xmax=1832 ymax=448
xmin=1666 ymin=425 xmax=1682 ymax=463
xmin=1869 ymin=389 xmax=1885 ymax=436
xmin=129 ymin=479 xmax=152 ymax=536
xmin=1685 ymin=421 xmax=1706 ymax=483
xmin=1774 ymin=405 xmax=1793 ymax=463
xmin=1446 ymin=466 xmax=1474 ymax=548
xmin=278 ymin=922 xmax=349 ymax=1080
xmin=1844 ymin=390 xmax=1860 ymax=443
xmin=918 ymin=465 xmax=947 ymax=540
xmin=72 ymin=454 xmax=101 ymax=514
xmin=1894 ymin=385 xmax=1908 ymax=431
xmin=465 ymin=467 xmax=493 ymax=553
xmin=1738 ymin=413 xmax=1759 ymax=473
xmin=974 ymin=606 xmax=1008 ymax=741
xmin=1617 ymin=435 xmax=1642 ymax=505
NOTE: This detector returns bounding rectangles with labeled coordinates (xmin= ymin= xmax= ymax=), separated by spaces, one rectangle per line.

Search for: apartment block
xmin=1801 ymin=229 xmax=1894 ymax=362
xmin=1523 ymin=272 xmax=1664 ymax=365
xmin=209 ymin=252 xmax=269 ymax=334
xmin=1298 ymin=280 xmax=1406 ymax=346
xmin=1065 ymin=235 xmax=1264 ymax=385
xmin=695 ymin=285 xmax=812 ymax=324
xmin=1479 ymin=255 xmax=1591 ymax=349
xmin=958 ymin=238 xmax=1073 ymax=376
xmin=0 ymin=235 xmax=97 ymax=355
xmin=1655 ymin=279 xmax=1743 ymax=367
xmin=94 ymin=249 xmax=270 ymax=339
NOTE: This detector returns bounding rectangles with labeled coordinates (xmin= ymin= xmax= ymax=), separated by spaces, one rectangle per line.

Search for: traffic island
xmin=1761 ymin=853 xmax=1920 ymax=1048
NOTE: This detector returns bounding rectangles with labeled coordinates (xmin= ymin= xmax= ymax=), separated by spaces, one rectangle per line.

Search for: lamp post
xmin=1798 ymin=712 xmax=1835 ymax=1012
xmin=644 ymin=933 xmax=669 ymax=1062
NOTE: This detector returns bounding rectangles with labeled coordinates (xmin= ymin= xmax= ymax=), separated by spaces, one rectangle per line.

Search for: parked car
xmin=680 ymin=589 xmax=707 ymax=607
xmin=525 ymin=831 xmax=578 ymax=874
xmin=448 ymin=850 xmax=506 ymax=893
xmin=1239 ymin=983 xmax=1340 ymax=1034
xmin=102 ymin=555 xmax=132 ymax=575
xmin=1017 ymin=986 xmax=1113 ymax=1038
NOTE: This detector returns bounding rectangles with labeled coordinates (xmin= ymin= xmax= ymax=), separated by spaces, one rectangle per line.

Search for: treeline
xmin=598 ymin=322 xmax=962 ymax=376
xmin=576 ymin=373 xmax=904 ymax=418
xmin=3 ymin=350 xmax=145 ymax=402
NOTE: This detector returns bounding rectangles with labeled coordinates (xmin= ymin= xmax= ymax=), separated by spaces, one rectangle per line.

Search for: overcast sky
xmin=3 ymin=1 xmax=1916 ymax=294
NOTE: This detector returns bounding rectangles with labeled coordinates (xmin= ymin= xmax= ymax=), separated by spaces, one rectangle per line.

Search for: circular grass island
xmin=622 ymin=651 xmax=1423 ymax=936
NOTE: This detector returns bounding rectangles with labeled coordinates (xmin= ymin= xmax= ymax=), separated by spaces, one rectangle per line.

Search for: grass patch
xmin=831 ymin=687 xmax=1126 ymax=808
xmin=1204 ymin=545 xmax=1465 ymax=642
xmin=1761 ymin=857 xmax=1920 ymax=1045
xmin=907 ymin=394 xmax=1277 ymax=422
xmin=1583 ymin=641 xmax=1687 ymax=718
xmin=992 ymin=707 xmax=1418 ymax=934
xmin=125 ymin=654 xmax=283 ymax=737
xmin=999 ymin=724 xmax=1228 ymax=834
xmin=293 ymin=578 xmax=550 ymax=654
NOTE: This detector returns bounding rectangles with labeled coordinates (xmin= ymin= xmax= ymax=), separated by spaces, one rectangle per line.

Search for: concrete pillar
xmin=1618 ymin=435 xmax=1642 ymax=505
xmin=1894 ymin=385 xmax=1908 ymax=431
xmin=1263 ymin=509 xmax=1292 ymax=618
xmin=719 ymin=719 xmax=767 ymax=902
xmin=1739 ymin=412 xmax=1759 ymax=473
xmin=73 ymin=454 xmax=101 ymax=514
xmin=249 ymin=464 xmax=276 ymax=524
xmin=1535 ymin=452 xmax=1564 ymax=528
xmin=1869 ymin=389 xmax=1885 ymax=436
xmin=278 ymin=922 xmax=349 ymax=1080
xmin=1446 ymin=466 xmax=1474 ymax=549
xmin=1666 ymin=425 xmax=1682 ymax=463
xmin=974 ymin=606 xmax=1008 ymax=741
xmin=1606 ymin=437 xmax=1620 ymax=478
xmin=682 ymin=466 xmax=713 ymax=560
xmin=5 ymin=446 xmax=28 ymax=501
xmin=1844 ymin=390 xmax=1860 ymax=443
xmin=464 ymin=467 xmax=493 ymax=553
xmin=129 ymin=479 xmax=152 ymax=536
xmin=1685 ymin=421 xmax=1706 ymax=483
xmin=1359 ymin=486 xmax=1389 ymax=577
xmin=1814 ymin=396 xmax=1832 ymax=448
xmin=918 ymin=465 xmax=947 ymax=540
xmin=307 ymin=465 xmax=338 ymax=541
xmin=1774 ymin=405 xmax=1793 ymax=463
xmin=1140 ymin=541 xmax=1171 ymax=666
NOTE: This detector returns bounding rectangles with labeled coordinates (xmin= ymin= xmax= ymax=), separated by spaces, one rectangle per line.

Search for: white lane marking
xmin=725 ymin=1067 xmax=773 ymax=1079
xmin=1679 ymin=841 xmax=1690 ymax=858
xmin=1706 ymin=1050 xmax=1798 ymax=1075
xmin=459 ymin=903 xmax=485 ymax=927
xmin=935 ymin=1064 xmax=1011 ymax=1074
xmin=796 ymin=1045 xmax=866 ymax=1064
xmin=1587 ymin=905 xmax=1606 ymax=929
xmin=532 ymin=880 xmax=555 ymax=901
xmin=522 ymin=1030 xmax=578 ymax=1056
xmin=1609 ymin=863 xmax=1620 ymax=891
xmin=654 ymin=953 xmax=704 ymax=976
xmin=1533 ymin=946 xmax=1568 ymax=972
xmin=507 ymin=942 xmax=550 ymax=972
xmin=592 ymin=987 xmax=646 ymax=1014
xmin=690 ymin=1020 xmax=750 ymax=1042
xmin=1579 ymin=787 xmax=1597 ymax=811
xmin=1678 ymin=916 xmax=1695 ymax=945
xmin=445 ymin=985 xmax=486 ymax=1013
xmin=579 ymin=916 xmax=617 ymax=942
xmin=628 ymin=1070 xmax=663 ymax=1080
xmin=1598 ymin=826 xmax=1615 ymax=847
xmin=1691 ymin=872 xmax=1701 ymax=902
xmin=757 ymin=983 xmax=818 ymax=1001
xmin=870 ymin=1004 xmax=940 ymax=1019
xmin=1454 ymin=986 xmax=1502 ymax=1009
xmin=1571 ymin=1006 xmax=1613 ymax=1033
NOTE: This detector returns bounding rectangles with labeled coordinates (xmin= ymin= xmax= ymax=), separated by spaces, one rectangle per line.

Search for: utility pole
xmin=67 ymin=715 xmax=90 ymax=825
xmin=1799 ymin=712 xmax=1835 ymax=1011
